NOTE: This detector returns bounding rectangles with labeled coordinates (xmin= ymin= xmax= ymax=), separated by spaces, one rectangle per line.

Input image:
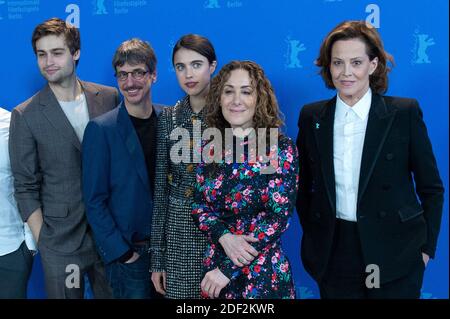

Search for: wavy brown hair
xmin=32 ymin=17 xmax=81 ymax=66
xmin=205 ymin=60 xmax=284 ymax=138
xmin=316 ymin=20 xmax=394 ymax=94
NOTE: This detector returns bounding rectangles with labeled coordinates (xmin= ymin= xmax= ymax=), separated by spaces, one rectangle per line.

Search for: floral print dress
xmin=192 ymin=134 xmax=299 ymax=299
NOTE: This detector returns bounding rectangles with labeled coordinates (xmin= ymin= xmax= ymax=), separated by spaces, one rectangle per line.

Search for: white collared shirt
xmin=333 ymin=89 xmax=372 ymax=222
xmin=0 ymin=107 xmax=36 ymax=256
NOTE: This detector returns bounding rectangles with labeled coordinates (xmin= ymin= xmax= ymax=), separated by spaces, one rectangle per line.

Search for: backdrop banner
xmin=0 ymin=0 xmax=447 ymax=299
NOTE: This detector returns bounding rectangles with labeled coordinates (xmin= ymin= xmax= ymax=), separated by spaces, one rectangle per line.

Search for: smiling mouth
xmin=45 ymin=69 xmax=59 ymax=74
xmin=341 ymin=81 xmax=355 ymax=87
xmin=126 ymin=88 xmax=141 ymax=94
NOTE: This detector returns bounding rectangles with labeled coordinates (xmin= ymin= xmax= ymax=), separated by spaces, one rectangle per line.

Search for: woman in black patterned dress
xmin=150 ymin=34 xmax=217 ymax=298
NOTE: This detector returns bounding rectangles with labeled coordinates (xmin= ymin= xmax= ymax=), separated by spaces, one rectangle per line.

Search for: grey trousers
xmin=39 ymin=237 xmax=113 ymax=299
xmin=0 ymin=241 xmax=33 ymax=299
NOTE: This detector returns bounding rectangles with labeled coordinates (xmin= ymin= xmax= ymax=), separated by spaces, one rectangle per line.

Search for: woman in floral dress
xmin=192 ymin=60 xmax=299 ymax=299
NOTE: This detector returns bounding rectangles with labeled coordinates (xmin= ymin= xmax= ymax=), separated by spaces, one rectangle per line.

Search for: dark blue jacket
xmin=82 ymin=102 xmax=164 ymax=264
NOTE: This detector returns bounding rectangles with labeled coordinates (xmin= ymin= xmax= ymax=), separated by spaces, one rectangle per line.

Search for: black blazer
xmin=296 ymin=93 xmax=444 ymax=284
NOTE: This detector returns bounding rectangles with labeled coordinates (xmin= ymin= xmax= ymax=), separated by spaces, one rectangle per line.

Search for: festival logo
xmin=412 ymin=29 xmax=435 ymax=64
xmin=285 ymin=36 xmax=306 ymax=69
xmin=93 ymin=0 xmax=108 ymax=15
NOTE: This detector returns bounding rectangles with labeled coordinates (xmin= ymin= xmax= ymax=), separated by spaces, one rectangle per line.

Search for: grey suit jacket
xmin=9 ymin=80 xmax=119 ymax=254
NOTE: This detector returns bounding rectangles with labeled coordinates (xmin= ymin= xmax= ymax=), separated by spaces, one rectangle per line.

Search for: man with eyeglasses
xmin=82 ymin=38 xmax=165 ymax=299
xmin=8 ymin=18 xmax=117 ymax=299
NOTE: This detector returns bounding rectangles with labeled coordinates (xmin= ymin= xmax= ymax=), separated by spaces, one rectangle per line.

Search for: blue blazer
xmin=82 ymin=102 xmax=164 ymax=264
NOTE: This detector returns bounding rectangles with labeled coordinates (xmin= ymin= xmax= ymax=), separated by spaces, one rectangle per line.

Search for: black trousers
xmin=0 ymin=241 xmax=33 ymax=299
xmin=319 ymin=218 xmax=425 ymax=299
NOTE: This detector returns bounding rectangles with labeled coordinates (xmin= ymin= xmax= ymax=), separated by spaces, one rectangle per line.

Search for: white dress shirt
xmin=333 ymin=89 xmax=372 ymax=222
xmin=0 ymin=107 xmax=36 ymax=256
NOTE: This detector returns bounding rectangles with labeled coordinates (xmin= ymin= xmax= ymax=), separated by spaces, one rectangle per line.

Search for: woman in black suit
xmin=296 ymin=20 xmax=444 ymax=299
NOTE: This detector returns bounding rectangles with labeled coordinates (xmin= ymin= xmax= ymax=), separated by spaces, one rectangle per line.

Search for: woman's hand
xmin=201 ymin=268 xmax=230 ymax=299
xmin=219 ymin=233 xmax=259 ymax=267
xmin=151 ymin=271 xmax=167 ymax=295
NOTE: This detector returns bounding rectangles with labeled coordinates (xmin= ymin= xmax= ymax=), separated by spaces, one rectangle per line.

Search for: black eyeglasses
xmin=115 ymin=69 xmax=149 ymax=81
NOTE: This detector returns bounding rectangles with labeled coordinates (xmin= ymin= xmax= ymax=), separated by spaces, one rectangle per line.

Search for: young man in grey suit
xmin=8 ymin=17 xmax=117 ymax=299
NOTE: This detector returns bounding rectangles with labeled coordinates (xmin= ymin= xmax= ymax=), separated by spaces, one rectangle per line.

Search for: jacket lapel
xmin=313 ymin=97 xmax=337 ymax=214
xmin=116 ymin=103 xmax=150 ymax=194
xmin=81 ymin=81 xmax=113 ymax=119
xmin=40 ymin=84 xmax=81 ymax=151
xmin=357 ymin=94 xmax=396 ymax=205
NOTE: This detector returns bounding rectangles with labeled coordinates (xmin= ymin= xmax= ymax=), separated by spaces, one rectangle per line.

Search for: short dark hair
xmin=112 ymin=38 xmax=157 ymax=74
xmin=316 ymin=20 xmax=394 ymax=94
xmin=32 ymin=17 xmax=81 ymax=65
xmin=172 ymin=34 xmax=216 ymax=65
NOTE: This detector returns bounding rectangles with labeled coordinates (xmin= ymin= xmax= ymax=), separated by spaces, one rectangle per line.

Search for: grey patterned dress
xmin=150 ymin=96 xmax=208 ymax=299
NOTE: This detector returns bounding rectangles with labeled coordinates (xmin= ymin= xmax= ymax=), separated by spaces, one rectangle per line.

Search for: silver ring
xmin=238 ymin=257 xmax=246 ymax=263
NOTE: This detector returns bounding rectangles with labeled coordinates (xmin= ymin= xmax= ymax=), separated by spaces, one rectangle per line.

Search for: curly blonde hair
xmin=205 ymin=60 xmax=284 ymax=137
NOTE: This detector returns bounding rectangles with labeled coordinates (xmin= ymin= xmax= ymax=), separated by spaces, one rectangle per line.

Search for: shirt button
xmin=385 ymin=153 xmax=394 ymax=161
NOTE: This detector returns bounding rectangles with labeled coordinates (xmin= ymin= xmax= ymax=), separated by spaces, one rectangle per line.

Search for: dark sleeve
xmin=408 ymin=100 xmax=444 ymax=258
xmin=192 ymin=164 xmax=231 ymax=246
xmin=296 ymin=106 xmax=312 ymax=230
xmin=149 ymin=110 xmax=170 ymax=272
xmin=8 ymin=108 xmax=41 ymax=221
xmin=82 ymin=121 xmax=131 ymax=263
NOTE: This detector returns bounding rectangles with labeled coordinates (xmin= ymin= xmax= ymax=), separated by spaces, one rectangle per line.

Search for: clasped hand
xmin=219 ymin=233 xmax=259 ymax=267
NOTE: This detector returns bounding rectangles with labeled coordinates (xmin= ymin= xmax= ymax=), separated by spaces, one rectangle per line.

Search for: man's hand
xmin=422 ymin=253 xmax=430 ymax=267
xmin=124 ymin=251 xmax=140 ymax=264
xmin=201 ymin=268 xmax=230 ymax=299
xmin=27 ymin=208 xmax=43 ymax=243
xmin=151 ymin=272 xmax=167 ymax=295
xmin=219 ymin=233 xmax=259 ymax=267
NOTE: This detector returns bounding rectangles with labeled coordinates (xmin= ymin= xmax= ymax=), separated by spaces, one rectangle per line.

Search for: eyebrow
xmin=224 ymin=84 xmax=253 ymax=89
xmin=175 ymin=60 xmax=204 ymax=66
xmin=37 ymin=48 xmax=66 ymax=53
xmin=332 ymin=56 xmax=365 ymax=60
xmin=118 ymin=67 xmax=146 ymax=72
